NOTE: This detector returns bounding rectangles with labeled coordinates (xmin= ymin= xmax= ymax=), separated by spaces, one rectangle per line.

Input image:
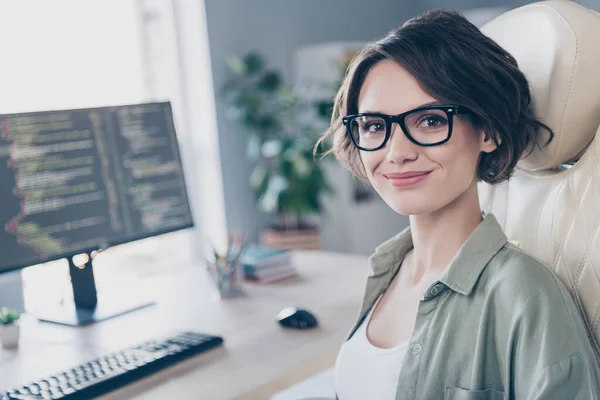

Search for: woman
xmin=316 ymin=9 xmax=600 ymax=400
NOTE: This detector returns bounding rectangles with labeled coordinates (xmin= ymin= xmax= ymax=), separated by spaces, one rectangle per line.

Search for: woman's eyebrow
xmin=414 ymin=100 xmax=444 ymax=109
xmin=358 ymin=101 xmax=444 ymax=115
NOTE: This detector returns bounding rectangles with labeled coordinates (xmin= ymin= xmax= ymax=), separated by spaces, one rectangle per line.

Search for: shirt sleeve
xmin=527 ymin=353 xmax=600 ymax=400
xmin=510 ymin=285 xmax=600 ymax=399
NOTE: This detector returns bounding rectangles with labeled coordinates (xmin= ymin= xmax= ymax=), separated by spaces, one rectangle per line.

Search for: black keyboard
xmin=1 ymin=331 xmax=223 ymax=400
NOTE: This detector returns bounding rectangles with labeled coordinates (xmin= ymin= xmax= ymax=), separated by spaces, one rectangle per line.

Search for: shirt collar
xmin=368 ymin=212 xmax=508 ymax=296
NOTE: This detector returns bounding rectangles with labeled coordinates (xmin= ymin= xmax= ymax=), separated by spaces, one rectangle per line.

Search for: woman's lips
xmin=385 ymin=171 xmax=432 ymax=188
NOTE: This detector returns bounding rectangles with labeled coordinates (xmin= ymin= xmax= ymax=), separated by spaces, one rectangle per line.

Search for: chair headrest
xmin=481 ymin=0 xmax=600 ymax=171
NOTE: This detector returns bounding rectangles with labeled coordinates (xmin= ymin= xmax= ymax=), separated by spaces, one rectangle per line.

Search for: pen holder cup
xmin=208 ymin=260 xmax=245 ymax=298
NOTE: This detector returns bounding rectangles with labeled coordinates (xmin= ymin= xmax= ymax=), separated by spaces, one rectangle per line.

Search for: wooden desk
xmin=0 ymin=251 xmax=369 ymax=399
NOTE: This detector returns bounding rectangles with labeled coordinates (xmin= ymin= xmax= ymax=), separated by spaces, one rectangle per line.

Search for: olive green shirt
xmin=338 ymin=213 xmax=600 ymax=399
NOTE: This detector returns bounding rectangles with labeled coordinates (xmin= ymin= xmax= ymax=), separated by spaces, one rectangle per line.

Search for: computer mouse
xmin=276 ymin=307 xmax=319 ymax=330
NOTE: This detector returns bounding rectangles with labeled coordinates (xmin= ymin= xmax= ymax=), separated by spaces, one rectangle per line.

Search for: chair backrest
xmin=479 ymin=0 xmax=600 ymax=363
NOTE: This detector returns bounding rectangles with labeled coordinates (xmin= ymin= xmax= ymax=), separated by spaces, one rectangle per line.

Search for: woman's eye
xmin=418 ymin=115 xmax=446 ymax=128
xmin=364 ymin=122 xmax=385 ymax=133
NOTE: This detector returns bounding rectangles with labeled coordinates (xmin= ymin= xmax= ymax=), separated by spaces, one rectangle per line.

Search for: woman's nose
xmin=385 ymin=123 xmax=419 ymax=163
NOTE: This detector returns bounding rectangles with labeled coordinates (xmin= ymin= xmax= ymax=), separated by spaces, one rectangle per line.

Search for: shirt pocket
xmin=445 ymin=386 xmax=506 ymax=400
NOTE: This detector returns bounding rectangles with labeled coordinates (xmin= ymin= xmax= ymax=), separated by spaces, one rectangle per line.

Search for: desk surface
xmin=0 ymin=250 xmax=369 ymax=400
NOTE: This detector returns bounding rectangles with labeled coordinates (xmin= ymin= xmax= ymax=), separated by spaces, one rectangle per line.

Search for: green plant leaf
xmin=221 ymin=79 xmax=242 ymax=98
xmin=0 ymin=307 xmax=20 ymax=325
xmin=251 ymin=165 xmax=270 ymax=203
xmin=292 ymin=154 xmax=310 ymax=177
xmin=277 ymin=87 xmax=297 ymax=103
xmin=246 ymin=134 xmax=262 ymax=162
xmin=258 ymin=71 xmax=282 ymax=92
xmin=237 ymin=91 xmax=264 ymax=113
xmin=261 ymin=140 xmax=282 ymax=158
xmin=244 ymin=52 xmax=265 ymax=74
xmin=316 ymin=99 xmax=334 ymax=120
xmin=256 ymin=114 xmax=280 ymax=133
xmin=226 ymin=55 xmax=247 ymax=75
xmin=259 ymin=175 xmax=288 ymax=214
xmin=250 ymin=164 xmax=267 ymax=189
xmin=225 ymin=105 xmax=247 ymax=121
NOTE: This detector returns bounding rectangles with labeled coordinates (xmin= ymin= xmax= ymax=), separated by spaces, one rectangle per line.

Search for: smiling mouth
xmin=385 ymin=171 xmax=432 ymax=188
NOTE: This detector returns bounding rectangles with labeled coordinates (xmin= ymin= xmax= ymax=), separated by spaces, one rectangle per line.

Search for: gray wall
xmin=0 ymin=270 xmax=24 ymax=314
xmin=203 ymin=0 xmax=421 ymax=251
xmin=418 ymin=0 xmax=598 ymax=13
xmin=579 ymin=0 xmax=600 ymax=12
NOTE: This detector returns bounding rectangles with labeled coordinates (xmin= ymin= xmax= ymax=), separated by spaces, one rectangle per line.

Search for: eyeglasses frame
xmin=342 ymin=104 xmax=473 ymax=152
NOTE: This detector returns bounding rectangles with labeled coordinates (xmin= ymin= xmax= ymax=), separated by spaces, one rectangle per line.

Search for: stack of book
xmin=260 ymin=228 xmax=321 ymax=250
xmin=240 ymin=243 xmax=298 ymax=283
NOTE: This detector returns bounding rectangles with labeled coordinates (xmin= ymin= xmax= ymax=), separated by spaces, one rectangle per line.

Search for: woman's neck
xmin=405 ymin=181 xmax=484 ymax=285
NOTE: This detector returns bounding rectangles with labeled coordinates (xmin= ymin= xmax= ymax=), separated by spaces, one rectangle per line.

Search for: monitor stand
xmin=36 ymin=252 xmax=155 ymax=326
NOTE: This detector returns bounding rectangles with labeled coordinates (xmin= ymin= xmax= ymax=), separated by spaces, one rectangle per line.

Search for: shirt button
xmin=411 ymin=343 xmax=422 ymax=355
xmin=431 ymin=284 xmax=443 ymax=296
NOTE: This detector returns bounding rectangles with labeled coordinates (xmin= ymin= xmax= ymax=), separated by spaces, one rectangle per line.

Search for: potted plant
xmin=222 ymin=51 xmax=335 ymax=250
xmin=0 ymin=307 xmax=21 ymax=349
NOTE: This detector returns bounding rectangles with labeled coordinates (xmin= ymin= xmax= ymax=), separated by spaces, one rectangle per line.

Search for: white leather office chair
xmin=479 ymin=0 xmax=600 ymax=364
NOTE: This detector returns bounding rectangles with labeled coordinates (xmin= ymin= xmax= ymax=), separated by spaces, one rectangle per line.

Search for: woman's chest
xmin=366 ymin=274 xmax=436 ymax=349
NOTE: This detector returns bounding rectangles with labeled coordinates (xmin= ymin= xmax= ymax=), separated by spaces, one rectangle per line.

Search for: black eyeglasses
xmin=342 ymin=104 xmax=473 ymax=151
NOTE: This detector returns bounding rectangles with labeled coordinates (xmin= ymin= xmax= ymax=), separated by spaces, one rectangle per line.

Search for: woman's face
xmin=357 ymin=60 xmax=497 ymax=216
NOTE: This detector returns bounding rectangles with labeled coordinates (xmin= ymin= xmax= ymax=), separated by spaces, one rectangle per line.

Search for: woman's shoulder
xmin=482 ymin=242 xmax=600 ymax=375
xmin=482 ymin=242 xmax=574 ymax=309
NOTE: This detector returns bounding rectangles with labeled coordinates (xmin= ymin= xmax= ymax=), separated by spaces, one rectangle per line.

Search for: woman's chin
xmin=391 ymin=205 xmax=431 ymax=216
xmin=381 ymin=195 xmax=437 ymax=216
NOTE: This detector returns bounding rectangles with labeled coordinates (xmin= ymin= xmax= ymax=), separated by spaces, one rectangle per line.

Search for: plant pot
xmin=0 ymin=323 xmax=19 ymax=349
xmin=260 ymin=226 xmax=321 ymax=250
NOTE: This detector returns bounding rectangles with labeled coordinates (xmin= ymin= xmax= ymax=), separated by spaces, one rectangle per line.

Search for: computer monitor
xmin=0 ymin=102 xmax=194 ymax=326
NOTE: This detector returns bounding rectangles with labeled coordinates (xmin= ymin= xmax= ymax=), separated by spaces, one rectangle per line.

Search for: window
xmin=0 ymin=0 xmax=207 ymax=310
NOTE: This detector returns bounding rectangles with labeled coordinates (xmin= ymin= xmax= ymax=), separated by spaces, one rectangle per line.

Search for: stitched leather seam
xmin=537 ymin=4 xmax=579 ymax=169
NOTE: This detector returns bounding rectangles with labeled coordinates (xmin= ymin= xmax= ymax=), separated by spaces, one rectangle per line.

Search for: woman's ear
xmin=480 ymin=129 xmax=501 ymax=154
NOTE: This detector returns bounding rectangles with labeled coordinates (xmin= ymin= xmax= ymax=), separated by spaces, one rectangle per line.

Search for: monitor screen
xmin=0 ymin=102 xmax=194 ymax=274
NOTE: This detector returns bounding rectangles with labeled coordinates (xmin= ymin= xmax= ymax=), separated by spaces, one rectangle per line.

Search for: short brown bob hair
xmin=315 ymin=9 xmax=553 ymax=185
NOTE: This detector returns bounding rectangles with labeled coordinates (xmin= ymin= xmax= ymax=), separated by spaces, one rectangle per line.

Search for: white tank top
xmin=334 ymin=294 xmax=408 ymax=400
